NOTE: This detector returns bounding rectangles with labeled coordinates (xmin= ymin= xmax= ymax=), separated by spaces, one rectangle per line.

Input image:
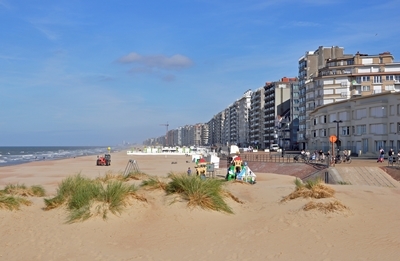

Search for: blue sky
xmin=1 ymin=0 xmax=399 ymax=146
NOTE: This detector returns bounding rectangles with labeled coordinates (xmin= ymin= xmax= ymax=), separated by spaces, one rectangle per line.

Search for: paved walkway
xmin=333 ymin=159 xmax=399 ymax=188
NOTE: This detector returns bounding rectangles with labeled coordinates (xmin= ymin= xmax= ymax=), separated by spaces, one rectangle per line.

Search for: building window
xmin=361 ymin=76 xmax=370 ymax=82
xmin=341 ymin=126 xmax=350 ymax=136
xmin=356 ymin=125 xmax=367 ymax=135
xmin=320 ymin=129 xmax=327 ymax=137
xmin=395 ymin=75 xmax=400 ymax=82
xmin=385 ymin=85 xmax=394 ymax=91
xmin=375 ymin=140 xmax=386 ymax=151
xmin=398 ymin=122 xmax=400 ymax=132
xmin=390 ymin=105 xmax=395 ymax=115
xmin=370 ymin=124 xmax=387 ymax=134
xmin=389 ymin=122 xmax=396 ymax=133
xmin=373 ymin=76 xmax=382 ymax=83
xmin=362 ymin=85 xmax=370 ymax=91
xmin=338 ymin=111 xmax=349 ymax=121
xmin=370 ymin=106 xmax=386 ymax=117
xmin=386 ymin=75 xmax=394 ymax=81
xmin=354 ymin=109 xmax=367 ymax=120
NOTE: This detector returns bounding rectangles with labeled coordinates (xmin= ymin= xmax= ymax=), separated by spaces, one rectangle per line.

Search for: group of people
xmin=300 ymin=149 xmax=327 ymax=161
xmin=377 ymin=148 xmax=400 ymax=163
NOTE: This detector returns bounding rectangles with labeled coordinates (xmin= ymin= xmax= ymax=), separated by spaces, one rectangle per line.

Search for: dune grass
xmin=0 ymin=183 xmax=45 ymax=211
xmin=123 ymin=171 xmax=149 ymax=181
xmin=96 ymin=170 xmax=150 ymax=183
xmin=0 ymin=195 xmax=32 ymax=210
xmin=140 ymin=176 xmax=168 ymax=190
xmin=303 ymin=200 xmax=348 ymax=213
xmin=282 ymin=178 xmax=335 ymax=202
xmin=165 ymin=174 xmax=234 ymax=214
xmin=282 ymin=178 xmax=348 ymax=213
xmin=44 ymin=174 xmax=146 ymax=223
xmin=2 ymin=184 xmax=46 ymax=197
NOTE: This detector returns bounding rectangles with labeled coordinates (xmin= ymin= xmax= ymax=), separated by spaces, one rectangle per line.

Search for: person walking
xmin=377 ymin=148 xmax=385 ymax=163
xmin=187 ymin=167 xmax=192 ymax=176
xmin=388 ymin=148 xmax=394 ymax=164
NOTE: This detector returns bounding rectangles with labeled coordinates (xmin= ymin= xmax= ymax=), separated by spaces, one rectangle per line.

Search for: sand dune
xmin=1 ymin=151 xmax=400 ymax=260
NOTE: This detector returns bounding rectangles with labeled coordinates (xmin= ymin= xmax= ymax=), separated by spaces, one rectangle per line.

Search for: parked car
xmin=270 ymin=144 xmax=280 ymax=151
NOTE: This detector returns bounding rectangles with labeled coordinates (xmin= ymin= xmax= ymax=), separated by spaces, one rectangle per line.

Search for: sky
xmin=1 ymin=0 xmax=399 ymax=146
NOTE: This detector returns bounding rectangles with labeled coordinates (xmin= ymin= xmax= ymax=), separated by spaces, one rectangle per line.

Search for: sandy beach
xmin=1 ymin=151 xmax=400 ymax=261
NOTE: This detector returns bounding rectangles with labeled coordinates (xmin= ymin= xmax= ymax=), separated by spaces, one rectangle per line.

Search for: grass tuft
xmin=282 ymin=178 xmax=335 ymax=202
xmin=44 ymin=173 xmax=147 ymax=223
xmin=166 ymin=174 xmax=235 ymax=214
xmin=140 ymin=177 xmax=168 ymax=190
xmin=2 ymin=184 xmax=46 ymax=197
xmin=303 ymin=200 xmax=348 ymax=213
xmin=0 ymin=195 xmax=32 ymax=210
xmin=123 ymin=171 xmax=149 ymax=181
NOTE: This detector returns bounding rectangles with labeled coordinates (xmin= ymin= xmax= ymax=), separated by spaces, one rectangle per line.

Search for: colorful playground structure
xmin=226 ymin=153 xmax=256 ymax=184
xmin=194 ymin=157 xmax=208 ymax=176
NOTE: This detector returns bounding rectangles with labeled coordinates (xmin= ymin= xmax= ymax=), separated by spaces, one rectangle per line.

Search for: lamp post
xmin=333 ymin=120 xmax=343 ymax=153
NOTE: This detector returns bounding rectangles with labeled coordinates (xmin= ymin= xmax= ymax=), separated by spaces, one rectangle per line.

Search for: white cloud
xmin=117 ymin=53 xmax=193 ymax=70
xmin=291 ymin=21 xmax=320 ymax=27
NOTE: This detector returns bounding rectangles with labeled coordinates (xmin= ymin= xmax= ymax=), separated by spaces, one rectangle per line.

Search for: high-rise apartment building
xmin=207 ymin=111 xmax=225 ymax=147
xmin=249 ymin=87 xmax=265 ymax=149
xmin=299 ymin=46 xmax=400 ymax=150
xmin=298 ymin=46 xmax=348 ymax=149
xmin=237 ymin=90 xmax=252 ymax=147
xmin=290 ymin=81 xmax=300 ymax=149
xmin=263 ymin=77 xmax=295 ymax=149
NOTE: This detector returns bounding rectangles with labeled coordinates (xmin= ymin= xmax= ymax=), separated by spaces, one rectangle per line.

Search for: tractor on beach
xmin=96 ymin=154 xmax=111 ymax=166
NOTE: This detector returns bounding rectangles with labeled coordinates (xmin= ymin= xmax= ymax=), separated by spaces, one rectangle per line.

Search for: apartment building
xmin=263 ymin=77 xmax=294 ymax=149
xmin=298 ymin=46 xmax=400 ymax=150
xmin=237 ymin=90 xmax=252 ymax=147
xmin=298 ymin=46 xmax=346 ymax=150
xmin=207 ymin=111 xmax=225 ymax=147
xmin=249 ymin=87 xmax=265 ymax=149
xmin=309 ymin=91 xmax=400 ymax=156
xmin=218 ymin=91 xmax=252 ymax=147
xmin=290 ymin=81 xmax=300 ymax=149
xmin=201 ymin=124 xmax=209 ymax=146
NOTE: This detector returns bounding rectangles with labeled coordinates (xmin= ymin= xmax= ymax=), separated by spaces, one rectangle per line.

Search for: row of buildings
xmin=143 ymin=46 xmax=400 ymax=157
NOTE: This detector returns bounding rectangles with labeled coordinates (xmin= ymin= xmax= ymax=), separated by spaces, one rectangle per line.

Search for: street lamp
xmin=333 ymin=120 xmax=343 ymax=153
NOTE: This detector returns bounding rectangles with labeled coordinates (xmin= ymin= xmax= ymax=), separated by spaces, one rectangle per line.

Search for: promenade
xmin=237 ymin=152 xmax=400 ymax=188
xmin=332 ymin=158 xmax=399 ymax=188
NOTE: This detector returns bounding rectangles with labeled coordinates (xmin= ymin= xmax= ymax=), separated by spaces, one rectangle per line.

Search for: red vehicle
xmin=96 ymin=154 xmax=111 ymax=166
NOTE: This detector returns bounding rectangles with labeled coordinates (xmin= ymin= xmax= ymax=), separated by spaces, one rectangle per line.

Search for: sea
xmin=0 ymin=146 xmax=128 ymax=167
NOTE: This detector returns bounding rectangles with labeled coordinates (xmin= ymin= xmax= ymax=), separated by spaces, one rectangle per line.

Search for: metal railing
xmin=220 ymin=153 xmax=329 ymax=165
